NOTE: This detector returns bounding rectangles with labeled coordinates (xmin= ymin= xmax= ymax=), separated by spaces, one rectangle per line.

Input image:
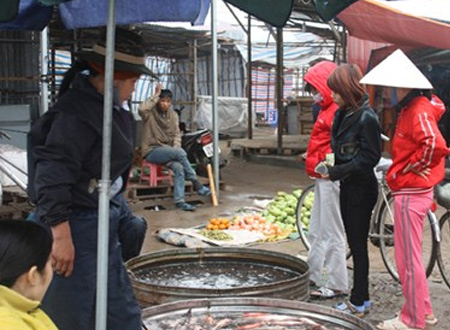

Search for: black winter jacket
xmin=328 ymin=96 xmax=382 ymax=183
xmin=28 ymin=75 xmax=134 ymax=226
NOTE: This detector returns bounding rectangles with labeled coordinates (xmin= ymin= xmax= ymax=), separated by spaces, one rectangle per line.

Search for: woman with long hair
xmin=325 ymin=63 xmax=382 ymax=316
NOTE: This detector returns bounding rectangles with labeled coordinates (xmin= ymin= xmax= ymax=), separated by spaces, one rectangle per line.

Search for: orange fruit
xmin=219 ymin=224 xmax=227 ymax=230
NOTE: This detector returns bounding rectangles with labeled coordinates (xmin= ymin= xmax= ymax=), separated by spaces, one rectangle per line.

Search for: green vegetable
xmin=293 ymin=189 xmax=302 ymax=198
xmin=269 ymin=207 xmax=281 ymax=217
xmin=199 ymin=229 xmax=233 ymax=241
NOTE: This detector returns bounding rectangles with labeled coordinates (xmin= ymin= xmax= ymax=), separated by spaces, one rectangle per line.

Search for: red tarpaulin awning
xmin=338 ymin=0 xmax=450 ymax=50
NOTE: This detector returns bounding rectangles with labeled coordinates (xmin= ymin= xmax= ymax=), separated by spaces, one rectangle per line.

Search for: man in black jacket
xmin=28 ymin=28 xmax=155 ymax=330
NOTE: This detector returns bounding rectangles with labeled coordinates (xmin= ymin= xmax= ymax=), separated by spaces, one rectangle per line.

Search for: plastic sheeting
xmin=225 ymin=29 xmax=332 ymax=68
xmin=59 ymin=0 xmax=211 ymax=29
xmin=0 ymin=0 xmax=210 ymax=30
xmin=195 ymin=96 xmax=251 ymax=137
xmin=0 ymin=0 xmax=52 ymax=30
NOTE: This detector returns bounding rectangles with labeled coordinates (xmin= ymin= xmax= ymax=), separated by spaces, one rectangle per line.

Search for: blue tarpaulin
xmin=0 ymin=0 xmax=211 ymax=30
xmin=59 ymin=0 xmax=211 ymax=29
xmin=0 ymin=0 xmax=52 ymax=30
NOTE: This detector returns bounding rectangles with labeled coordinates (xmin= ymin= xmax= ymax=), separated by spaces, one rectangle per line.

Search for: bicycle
xmin=434 ymin=171 xmax=450 ymax=289
xmin=296 ymin=156 xmax=439 ymax=282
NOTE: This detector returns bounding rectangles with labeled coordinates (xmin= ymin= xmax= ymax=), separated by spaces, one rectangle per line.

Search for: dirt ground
xmin=133 ymin=154 xmax=450 ymax=330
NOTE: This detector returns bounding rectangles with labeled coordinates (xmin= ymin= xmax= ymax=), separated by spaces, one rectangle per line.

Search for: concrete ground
xmin=133 ymin=154 xmax=450 ymax=330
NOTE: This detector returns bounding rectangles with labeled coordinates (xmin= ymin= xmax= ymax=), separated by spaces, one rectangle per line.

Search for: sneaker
xmin=363 ymin=300 xmax=372 ymax=313
xmin=197 ymin=186 xmax=211 ymax=196
xmin=334 ymin=300 xmax=365 ymax=318
xmin=175 ymin=202 xmax=196 ymax=211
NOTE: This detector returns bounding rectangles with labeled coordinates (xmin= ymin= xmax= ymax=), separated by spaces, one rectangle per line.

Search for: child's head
xmin=0 ymin=220 xmax=53 ymax=301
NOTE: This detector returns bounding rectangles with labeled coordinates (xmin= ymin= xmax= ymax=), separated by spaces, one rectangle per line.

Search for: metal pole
xmin=211 ymin=0 xmax=220 ymax=200
xmin=190 ymin=39 xmax=198 ymax=130
xmin=96 ymin=0 xmax=116 ymax=329
xmin=276 ymin=27 xmax=284 ymax=154
xmin=40 ymin=27 xmax=49 ymax=114
xmin=247 ymin=15 xmax=252 ymax=139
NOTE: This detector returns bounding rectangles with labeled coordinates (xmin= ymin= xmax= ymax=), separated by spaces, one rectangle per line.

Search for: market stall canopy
xmin=384 ymin=0 xmax=450 ymax=25
xmin=312 ymin=0 xmax=358 ymax=22
xmin=1 ymin=0 xmax=296 ymax=31
xmin=337 ymin=0 xmax=450 ymax=50
xmin=223 ymin=0 xmax=294 ymax=28
xmin=0 ymin=0 xmax=211 ymax=30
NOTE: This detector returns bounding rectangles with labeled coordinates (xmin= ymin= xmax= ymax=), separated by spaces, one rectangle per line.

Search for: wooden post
xmin=207 ymin=164 xmax=219 ymax=206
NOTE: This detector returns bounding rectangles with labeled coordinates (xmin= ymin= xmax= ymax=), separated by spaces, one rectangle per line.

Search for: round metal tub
xmin=127 ymin=247 xmax=309 ymax=307
xmin=142 ymin=297 xmax=376 ymax=330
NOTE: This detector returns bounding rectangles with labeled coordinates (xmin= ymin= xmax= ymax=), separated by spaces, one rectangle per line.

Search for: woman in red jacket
xmin=361 ymin=49 xmax=450 ymax=330
xmin=303 ymin=61 xmax=348 ymax=299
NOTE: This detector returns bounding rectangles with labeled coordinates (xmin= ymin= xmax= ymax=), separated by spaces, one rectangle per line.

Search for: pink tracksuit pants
xmin=394 ymin=191 xmax=433 ymax=329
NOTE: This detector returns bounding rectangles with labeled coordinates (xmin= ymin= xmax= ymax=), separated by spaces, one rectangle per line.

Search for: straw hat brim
xmin=77 ymin=50 xmax=158 ymax=79
xmin=360 ymin=49 xmax=432 ymax=89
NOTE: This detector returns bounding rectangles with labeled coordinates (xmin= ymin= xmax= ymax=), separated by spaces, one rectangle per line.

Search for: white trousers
xmin=307 ymin=178 xmax=348 ymax=291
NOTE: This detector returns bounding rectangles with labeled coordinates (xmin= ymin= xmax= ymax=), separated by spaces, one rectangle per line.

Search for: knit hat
xmin=360 ymin=49 xmax=433 ymax=89
xmin=77 ymin=28 xmax=157 ymax=79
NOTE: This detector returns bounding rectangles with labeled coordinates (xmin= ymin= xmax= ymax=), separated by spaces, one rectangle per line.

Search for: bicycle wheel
xmin=378 ymin=195 xmax=437 ymax=281
xmin=437 ymin=212 xmax=450 ymax=289
xmin=295 ymin=184 xmax=315 ymax=250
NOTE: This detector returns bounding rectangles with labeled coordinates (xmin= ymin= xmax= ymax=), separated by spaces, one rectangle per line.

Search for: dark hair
xmin=0 ymin=220 xmax=53 ymax=288
xmin=59 ymin=60 xmax=98 ymax=97
xmin=327 ymin=64 xmax=365 ymax=109
xmin=159 ymin=89 xmax=173 ymax=99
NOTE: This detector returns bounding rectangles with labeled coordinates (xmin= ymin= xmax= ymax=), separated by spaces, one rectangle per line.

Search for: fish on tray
xmin=145 ymin=311 xmax=347 ymax=330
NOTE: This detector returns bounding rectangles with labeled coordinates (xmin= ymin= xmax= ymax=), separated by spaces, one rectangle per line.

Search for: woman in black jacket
xmin=324 ymin=64 xmax=382 ymax=316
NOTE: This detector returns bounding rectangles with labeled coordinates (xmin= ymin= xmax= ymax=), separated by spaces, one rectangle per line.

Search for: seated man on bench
xmin=139 ymin=84 xmax=210 ymax=211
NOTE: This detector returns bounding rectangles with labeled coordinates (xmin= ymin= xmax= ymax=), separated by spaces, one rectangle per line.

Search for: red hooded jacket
xmin=387 ymin=95 xmax=450 ymax=193
xmin=304 ymin=61 xmax=338 ymax=178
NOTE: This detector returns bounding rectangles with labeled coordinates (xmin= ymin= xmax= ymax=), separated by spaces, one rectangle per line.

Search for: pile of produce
xmin=199 ymin=186 xmax=317 ymax=242
xmin=205 ymin=218 xmax=231 ymax=230
xmin=228 ymin=214 xmax=283 ymax=237
xmin=261 ymin=190 xmax=302 ymax=234
xmin=199 ymin=229 xmax=233 ymax=241
xmin=298 ymin=189 xmax=314 ymax=230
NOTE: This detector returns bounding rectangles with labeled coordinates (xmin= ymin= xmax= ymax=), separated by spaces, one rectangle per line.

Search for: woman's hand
xmin=50 ymin=221 xmax=75 ymax=277
xmin=402 ymin=163 xmax=431 ymax=180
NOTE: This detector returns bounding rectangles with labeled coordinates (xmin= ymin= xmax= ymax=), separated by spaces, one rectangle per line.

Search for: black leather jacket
xmin=28 ymin=75 xmax=134 ymax=226
xmin=328 ymin=95 xmax=382 ymax=183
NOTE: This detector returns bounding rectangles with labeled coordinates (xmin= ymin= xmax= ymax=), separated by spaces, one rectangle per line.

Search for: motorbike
xmin=175 ymin=106 xmax=227 ymax=178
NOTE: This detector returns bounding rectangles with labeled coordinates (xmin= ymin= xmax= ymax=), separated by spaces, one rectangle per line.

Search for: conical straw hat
xmin=360 ymin=49 xmax=433 ymax=89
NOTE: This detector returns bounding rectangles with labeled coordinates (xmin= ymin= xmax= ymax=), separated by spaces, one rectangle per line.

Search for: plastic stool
xmin=139 ymin=161 xmax=173 ymax=187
